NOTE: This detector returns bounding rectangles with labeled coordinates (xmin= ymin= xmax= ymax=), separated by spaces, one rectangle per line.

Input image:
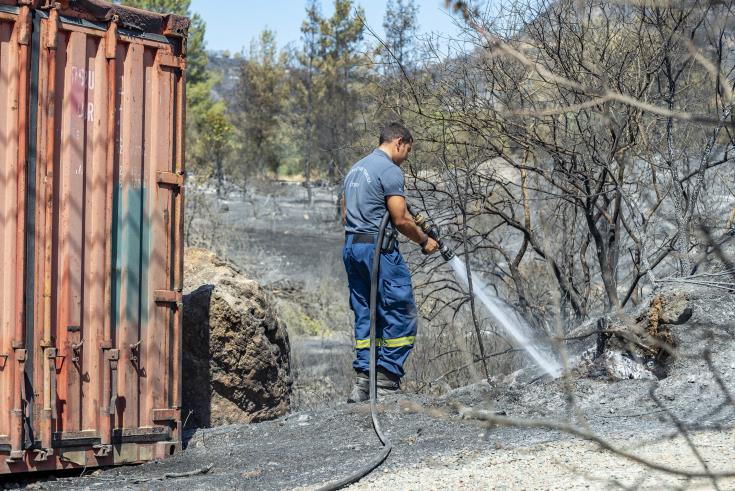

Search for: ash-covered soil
xmin=31 ymin=282 xmax=735 ymax=490
xmin=34 ymin=375 xmax=735 ymax=490
xmin=211 ymin=184 xmax=356 ymax=407
xmin=216 ymin=183 xmax=345 ymax=286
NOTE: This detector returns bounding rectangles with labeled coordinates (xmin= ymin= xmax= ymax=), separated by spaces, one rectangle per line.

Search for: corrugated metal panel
xmin=0 ymin=4 xmax=28 ymax=463
xmin=1 ymin=0 xmax=187 ymax=474
xmin=0 ymin=8 xmax=21 ymax=455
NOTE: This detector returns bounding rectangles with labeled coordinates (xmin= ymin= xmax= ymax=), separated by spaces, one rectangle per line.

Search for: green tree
xmin=119 ymin=0 xmax=228 ymax=184
xmin=193 ymin=100 xmax=234 ymax=198
xmin=311 ymin=0 xmax=366 ymax=183
xmin=377 ymin=0 xmax=420 ymax=118
xmin=234 ymin=30 xmax=286 ymax=181
xmin=284 ymin=0 xmax=327 ymax=203
xmin=381 ymin=0 xmax=419 ymax=72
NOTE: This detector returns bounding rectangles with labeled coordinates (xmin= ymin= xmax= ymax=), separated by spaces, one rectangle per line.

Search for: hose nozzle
xmin=411 ymin=207 xmax=455 ymax=262
xmin=438 ymin=242 xmax=455 ymax=262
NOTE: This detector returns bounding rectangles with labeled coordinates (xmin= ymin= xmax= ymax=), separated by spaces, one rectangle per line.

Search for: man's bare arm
xmin=386 ymin=195 xmax=438 ymax=253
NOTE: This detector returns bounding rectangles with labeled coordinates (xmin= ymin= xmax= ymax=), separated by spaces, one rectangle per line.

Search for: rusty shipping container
xmin=0 ymin=0 xmax=187 ymax=474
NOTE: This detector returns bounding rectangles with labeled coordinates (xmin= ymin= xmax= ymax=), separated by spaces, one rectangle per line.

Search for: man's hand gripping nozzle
xmin=408 ymin=204 xmax=455 ymax=262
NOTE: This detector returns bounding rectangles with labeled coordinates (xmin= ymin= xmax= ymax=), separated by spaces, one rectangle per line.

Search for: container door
xmin=31 ymin=14 xmax=183 ymax=459
xmin=111 ymin=37 xmax=180 ymax=446
xmin=27 ymin=14 xmax=113 ymax=456
xmin=1 ymin=2 xmax=185 ymax=474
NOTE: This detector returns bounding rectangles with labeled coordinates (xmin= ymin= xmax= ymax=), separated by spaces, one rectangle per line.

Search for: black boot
xmin=376 ymin=367 xmax=401 ymax=396
xmin=347 ymin=371 xmax=369 ymax=403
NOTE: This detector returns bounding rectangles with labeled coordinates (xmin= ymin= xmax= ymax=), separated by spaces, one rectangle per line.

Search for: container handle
xmin=46 ymin=348 xmax=58 ymax=420
xmin=107 ymin=349 xmax=120 ymax=416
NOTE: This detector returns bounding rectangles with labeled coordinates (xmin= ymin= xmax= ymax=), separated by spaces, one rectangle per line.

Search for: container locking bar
xmin=12 ymin=345 xmax=28 ymax=455
xmin=107 ymin=349 xmax=119 ymax=416
xmin=46 ymin=348 xmax=58 ymax=420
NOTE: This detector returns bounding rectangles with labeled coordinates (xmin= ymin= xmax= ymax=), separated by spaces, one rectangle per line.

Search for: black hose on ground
xmin=316 ymin=211 xmax=393 ymax=491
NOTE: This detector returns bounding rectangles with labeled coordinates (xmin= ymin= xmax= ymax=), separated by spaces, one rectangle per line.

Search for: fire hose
xmin=317 ymin=204 xmax=453 ymax=490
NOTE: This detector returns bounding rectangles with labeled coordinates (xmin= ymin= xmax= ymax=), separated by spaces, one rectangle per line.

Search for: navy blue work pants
xmin=343 ymin=235 xmax=418 ymax=378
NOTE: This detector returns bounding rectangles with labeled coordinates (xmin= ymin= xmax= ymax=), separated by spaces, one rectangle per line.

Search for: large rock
xmin=182 ymin=248 xmax=292 ymax=428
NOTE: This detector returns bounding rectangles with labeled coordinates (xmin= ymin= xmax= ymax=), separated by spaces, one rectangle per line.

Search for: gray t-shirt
xmin=343 ymin=149 xmax=405 ymax=234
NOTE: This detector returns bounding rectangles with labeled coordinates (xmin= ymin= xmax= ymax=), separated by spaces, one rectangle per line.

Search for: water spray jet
xmin=408 ymin=202 xmax=562 ymax=379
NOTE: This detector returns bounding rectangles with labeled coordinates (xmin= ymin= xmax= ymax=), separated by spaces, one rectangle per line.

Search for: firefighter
xmin=341 ymin=122 xmax=439 ymax=402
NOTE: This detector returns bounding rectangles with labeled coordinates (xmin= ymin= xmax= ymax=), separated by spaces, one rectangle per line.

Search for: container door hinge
xmin=154 ymin=289 xmax=183 ymax=308
xmin=1 ymin=344 xmax=24 ymax=370
xmin=152 ymin=408 xmax=177 ymax=422
xmin=156 ymin=171 xmax=184 ymax=190
xmin=1 ymin=346 xmax=23 ymax=370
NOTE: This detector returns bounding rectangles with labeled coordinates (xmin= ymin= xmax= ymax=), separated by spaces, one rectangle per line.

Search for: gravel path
xmin=349 ymin=428 xmax=735 ymax=490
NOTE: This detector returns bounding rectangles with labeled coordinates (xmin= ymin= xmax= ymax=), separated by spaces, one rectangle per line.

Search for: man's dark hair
xmin=379 ymin=122 xmax=413 ymax=145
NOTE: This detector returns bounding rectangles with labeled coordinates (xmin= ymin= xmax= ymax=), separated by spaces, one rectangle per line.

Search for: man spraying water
xmin=327 ymin=122 xmax=562 ymax=490
xmin=341 ymin=122 xmax=439 ymax=403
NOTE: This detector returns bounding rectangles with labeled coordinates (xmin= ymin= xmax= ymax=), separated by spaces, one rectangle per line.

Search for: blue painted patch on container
xmin=111 ymin=184 xmax=152 ymax=338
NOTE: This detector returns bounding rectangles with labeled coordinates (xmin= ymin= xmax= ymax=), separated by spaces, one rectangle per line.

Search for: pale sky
xmin=189 ymin=0 xmax=465 ymax=53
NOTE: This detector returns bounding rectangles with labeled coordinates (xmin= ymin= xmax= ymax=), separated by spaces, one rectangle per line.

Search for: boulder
xmin=182 ymin=248 xmax=292 ymax=428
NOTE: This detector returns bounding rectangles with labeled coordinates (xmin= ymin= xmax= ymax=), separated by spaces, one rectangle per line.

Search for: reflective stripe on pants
xmin=355 ymin=336 xmax=416 ymax=349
